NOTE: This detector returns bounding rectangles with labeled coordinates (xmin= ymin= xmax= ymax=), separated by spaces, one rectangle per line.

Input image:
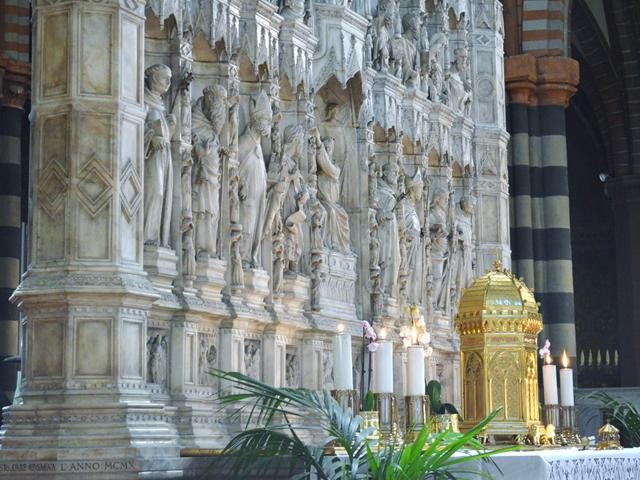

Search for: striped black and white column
xmin=506 ymin=55 xmax=579 ymax=360
xmin=0 ymin=74 xmax=28 ymax=405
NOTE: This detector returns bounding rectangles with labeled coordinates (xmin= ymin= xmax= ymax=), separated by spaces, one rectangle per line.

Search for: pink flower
xmin=361 ymin=321 xmax=377 ymax=340
xmin=539 ymin=339 xmax=551 ymax=359
xmin=367 ymin=342 xmax=379 ymax=352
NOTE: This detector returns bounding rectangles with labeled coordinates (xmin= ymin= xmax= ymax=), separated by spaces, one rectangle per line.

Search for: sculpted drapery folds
xmin=449 ymin=47 xmax=473 ymax=115
xmin=402 ymin=169 xmax=424 ymax=304
xmin=376 ymin=161 xmax=401 ymax=300
xmin=192 ymin=84 xmax=228 ymax=259
xmin=144 ymin=64 xmax=175 ymax=247
xmin=311 ymin=128 xmax=352 ymax=254
xmin=238 ymin=90 xmax=272 ymax=268
xmin=452 ymin=196 xmax=475 ymax=304
xmin=430 ymin=187 xmax=451 ymax=311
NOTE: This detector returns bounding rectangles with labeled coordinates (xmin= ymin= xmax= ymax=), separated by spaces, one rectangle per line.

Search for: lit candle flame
xmin=379 ymin=327 xmax=387 ymax=340
xmin=337 ymin=323 xmax=345 ymax=333
xmin=545 ymin=354 xmax=553 ymax=365
xmin=561 ymin=350 xmax=569 ymax=368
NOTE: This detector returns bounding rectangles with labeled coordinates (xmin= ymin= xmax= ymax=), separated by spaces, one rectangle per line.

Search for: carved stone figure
xmin=428 ymin=33 xmax=447 ymax=103
xmin=449 ymin=47 xmax=473 ymax=115
xmin=311 ymin=128 xmax=351 ymax=253
xmin=272 ymin=227 xmax=285 ymax=296
xmin=376 ymin=161 xmax=401 ymax=299
xmin=285 ymin=350 xmax=299 ymax=387
xmin=244 ymin=340 xmax=261 ymax=379
xmin=308 ymin=184 xmax=327 ymax=251
xmin=182 ymin=219 xmax=197 ymax=283
xmin=284 ymin=191 xmax=308 ymax=271
xmin=451 ymin=196 xmax=474 ymax=303
xmin=143 ymin=64 xmax=174 ymax=247
xmin=198 ymin=336 xmax=217 ymax=386
xmin=372 ymin=0 xmax=393 ymax=70
xmin=192 ymin=84 xmax=227 ymax=259
xmin=430 ymin=188 xmax=451 ymax=311
xmin=369 ymin=210 xmax=383 ymax=318
xmin=238 ymin=91 xmax=272 ymax=267
xmin=402 ymin=169 xmax=424 ymax=304
xmin=396 ymin=14 xmax=421 ymax=86
xmin=147 ymin=332 xmax=168 ymax=386
xmin=230 ymin=226 xmax=244 ymax=289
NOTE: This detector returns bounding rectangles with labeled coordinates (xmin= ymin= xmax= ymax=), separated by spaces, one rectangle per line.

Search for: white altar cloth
xmin=477 ymin=447 xmax=640 ymax=480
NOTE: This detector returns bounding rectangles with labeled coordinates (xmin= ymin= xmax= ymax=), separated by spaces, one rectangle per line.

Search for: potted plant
xmin=427 ymin=379 xmax=461 ymax=433
xmin=209 ymin=369 xmax=514 ymax=479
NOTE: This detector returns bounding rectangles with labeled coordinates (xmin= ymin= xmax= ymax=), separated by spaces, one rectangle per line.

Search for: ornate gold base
xmin=558 ymin=406 xmax=581 ymax=445
xmin=431 ymin=414 xmax=460 ymax=433
xmin=404 ymin=395 xmax=429 ymax=442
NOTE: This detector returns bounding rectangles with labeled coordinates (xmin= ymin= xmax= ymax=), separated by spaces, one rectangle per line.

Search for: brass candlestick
xmin=404 ymin=395 xmax=429 ymax=442
xmin=375 ymin=392 xmax=401 ymax=446
xmin=331 ymin=389 xmax=359 ymax=415
xmin=559 ymin=405 xmax=581 ymax=445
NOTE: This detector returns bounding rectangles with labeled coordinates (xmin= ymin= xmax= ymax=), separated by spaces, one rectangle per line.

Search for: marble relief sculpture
xmin=311 ymin=128 xmax=351 ymax=254
xmin=401 ymin=169 xmax=424 ymax=304
xmin=376 ymin=161 xmax=401 ymax=299
xmin=238 ymin=91 xmax=272 ymax=268
xmin=449 ymin=47 xmax=473 ymax=115
xmin=192 ymin=85 xmax=227 ymax=259
xmin=143 ymin=64 xmax=175 ymax=247
xmin=430 ymin=188 xmax=451 ymax=311
xmin=451 ymin=196 xmax=475 ymax=304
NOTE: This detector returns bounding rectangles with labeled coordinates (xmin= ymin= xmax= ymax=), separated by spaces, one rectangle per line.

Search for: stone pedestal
xmin=144 ymin=245 xmax=179 ymax=294
xmin=242 ymin=268 xmax=270 ymax=313
xmin=194 ymin=257 xmax=227 ymax=303
xmin=281 ymin=272 xmax=310 ymax=316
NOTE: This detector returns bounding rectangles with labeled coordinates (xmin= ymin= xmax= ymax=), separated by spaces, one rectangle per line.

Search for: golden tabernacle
xmin=455 ymin=259 xmax=543 ymax=438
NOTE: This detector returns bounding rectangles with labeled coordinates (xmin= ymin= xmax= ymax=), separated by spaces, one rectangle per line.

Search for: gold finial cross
xmin=493 ymin=248 xmax=502 ymax=271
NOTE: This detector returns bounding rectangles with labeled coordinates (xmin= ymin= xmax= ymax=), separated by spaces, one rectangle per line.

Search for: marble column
xmin=506 ymin=54 xmax=579 ymax=359
xmin=0 ymin=0 xmax=176 ymax=465
xmin=0 ymin=68 xmax=28 ymax=404
xmin=608 ymin=175 xmax=640 ymax=386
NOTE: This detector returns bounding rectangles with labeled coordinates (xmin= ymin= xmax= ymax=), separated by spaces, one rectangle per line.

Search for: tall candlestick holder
xmin=375 ymin=393 xmax=401 ymax=446
xmin=544 ymin=404 xmax=560 ymax=427
xmin=404 ymin=395 xmax=429 ymax=442
xmin=559 ymin=406 xmax=581 ymax=445
xmin=331 ymin=389 xmax=359 ymax=415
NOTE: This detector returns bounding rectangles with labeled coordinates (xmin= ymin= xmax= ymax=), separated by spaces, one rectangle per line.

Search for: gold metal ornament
xmin=455 ymin=259 xmax=543 ymax=439
xmin=597 ymin=421 xmax=621 ymax=450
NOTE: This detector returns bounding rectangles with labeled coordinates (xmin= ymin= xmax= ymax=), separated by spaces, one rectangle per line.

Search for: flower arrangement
xmin=361 ymin=320 xmax=379 ymax=352
xmin=399 ymin=304 xmax=433 ymax=356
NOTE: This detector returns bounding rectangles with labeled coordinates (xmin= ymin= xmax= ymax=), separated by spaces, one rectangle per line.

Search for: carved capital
xmin=505 ymin=54 xmax=579 ymax=108
xmin=535 ymin=56 xmax=580 ymax=107
xmin=505 ymin=54 xmax=537 ymax=106
xmin=0 ymin=60 xmax=30 ymax=110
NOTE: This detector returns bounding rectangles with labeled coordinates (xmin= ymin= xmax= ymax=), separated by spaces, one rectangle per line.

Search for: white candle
xmin=542 ymin=355 xmax=558 ymax=405
xmin=406 ymin=345 xmax=425 ymax=396
xmin=559 ymin=350 xmax=574 ymax=407
xmin=333 ymin=326 xmax=353 ymax=390
xmin=373 ymin=338 xmax=393 ymax=393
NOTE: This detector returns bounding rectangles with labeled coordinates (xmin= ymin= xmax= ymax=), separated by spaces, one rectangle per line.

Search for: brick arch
xmin=571 ymin=0 xmax=628 ymax=175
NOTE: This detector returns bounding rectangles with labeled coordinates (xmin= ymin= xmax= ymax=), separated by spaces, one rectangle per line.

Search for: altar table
xmin=477 ymin=447 xmax=640 ymax=480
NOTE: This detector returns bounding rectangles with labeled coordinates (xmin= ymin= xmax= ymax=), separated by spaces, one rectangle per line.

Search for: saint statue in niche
xmin=238 ymin=91 xmax=272 ymax=268
xmin=402 ymin=169 xmax=424 ymax=304
xmin=311 ymin=128 xmax=351 ymax=254
xmin=376 ymin=161 xmax=401 ymax=299
xmin=449 ymin=47 xmax=473 ymax=115
xmin=430 ymin=188 xmax=451 ymax=311
xmin=452 ymin=196 xmax=475 ymax=302
xmin=192 ymin=84 xmax=228 ymax=259
xmin=143 ymin=64 xmax=175 ymax=247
